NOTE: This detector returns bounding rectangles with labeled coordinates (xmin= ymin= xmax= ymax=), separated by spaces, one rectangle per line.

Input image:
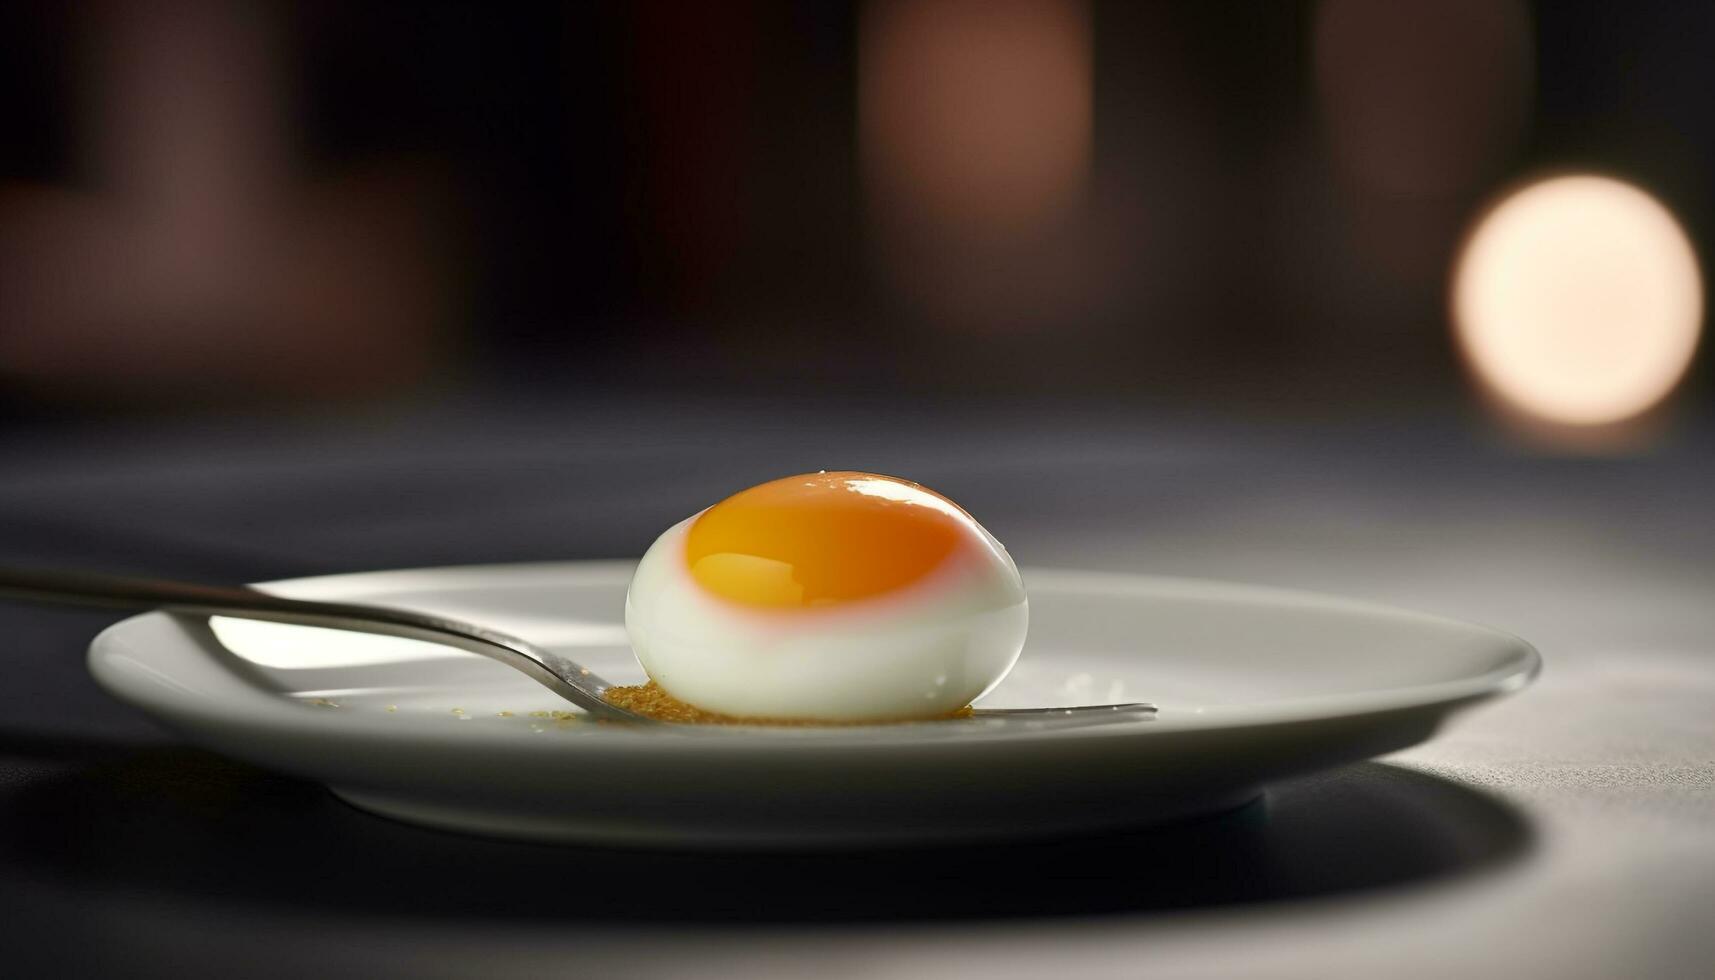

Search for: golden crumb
xmin=601 ymin=680 xmax=974 ymax=726
xmin=385 ymin=704 xmax=398 ymax=712
xmin=309 ymin=697 xmax=340 ymax=708
xmin=496 ymin=710 xmax=514 ymax=717
xmin=527 ymin=710 xmax=550 ymax=718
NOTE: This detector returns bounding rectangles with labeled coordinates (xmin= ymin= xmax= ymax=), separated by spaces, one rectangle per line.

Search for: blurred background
xmin=4 ymin=6 xmax=1715 ymax=975
xmin=0 ymin=0 xmax=1708 ymax=438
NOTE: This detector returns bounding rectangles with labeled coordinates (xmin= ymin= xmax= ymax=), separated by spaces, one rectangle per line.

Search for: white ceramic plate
xmin=89 ymin=562 xmax=1538 ymax=847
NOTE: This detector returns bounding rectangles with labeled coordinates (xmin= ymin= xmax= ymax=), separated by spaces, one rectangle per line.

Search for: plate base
xmin=330 ymin=785 xmax=1266 ymax=849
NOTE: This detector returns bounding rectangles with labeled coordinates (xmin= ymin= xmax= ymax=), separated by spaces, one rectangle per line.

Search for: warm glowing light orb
xmin=1452 ymin=175 xmax=1702 ymax=425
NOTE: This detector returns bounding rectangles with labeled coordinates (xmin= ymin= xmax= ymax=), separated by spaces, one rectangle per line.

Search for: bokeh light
xmin=1314 ymin=0 xmax=1532 ymax=197
xmin=1452 ymin=175 xmax=1702 ymax=426
xmin=859 ymin=0 xmax=1094 ymax=336
xmin=860 ymin=0 xmax=1090 ymax=236
xmin=0 ymin=0 xmax=454 ymax=402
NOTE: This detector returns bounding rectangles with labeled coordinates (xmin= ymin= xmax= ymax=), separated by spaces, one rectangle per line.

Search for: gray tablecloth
xmin=1 ymin=396 xmax=1710 ymax=978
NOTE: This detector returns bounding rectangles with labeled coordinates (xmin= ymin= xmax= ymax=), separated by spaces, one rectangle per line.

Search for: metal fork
xmin=0 ymin=566 xmax=1156 ymax=726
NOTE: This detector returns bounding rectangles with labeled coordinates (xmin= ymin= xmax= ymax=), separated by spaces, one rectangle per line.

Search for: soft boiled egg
xmin=623 ymin=472 xmax=1028 ymax=722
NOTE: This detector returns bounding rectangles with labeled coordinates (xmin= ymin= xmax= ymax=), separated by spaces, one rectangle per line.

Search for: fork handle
xmin=0 ymin=565 xmax=632 ymax=719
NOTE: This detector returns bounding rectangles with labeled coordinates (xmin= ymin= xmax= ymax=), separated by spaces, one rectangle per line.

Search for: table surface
xmin=1 ymin=396 xmax=1711 ymax=979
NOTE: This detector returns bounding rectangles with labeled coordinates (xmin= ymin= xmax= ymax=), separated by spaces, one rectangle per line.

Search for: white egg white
xmin=624 ymin=513 xmax=1028 ymax=721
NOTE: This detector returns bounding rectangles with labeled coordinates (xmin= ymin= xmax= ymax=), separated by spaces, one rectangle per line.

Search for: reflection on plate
xmin=89 ymin=562 xmax=1538 ymax=847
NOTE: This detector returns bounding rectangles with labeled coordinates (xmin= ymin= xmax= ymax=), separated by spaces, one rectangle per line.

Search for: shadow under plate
xmin=0 ymin=737 xmax=1532 ymax=923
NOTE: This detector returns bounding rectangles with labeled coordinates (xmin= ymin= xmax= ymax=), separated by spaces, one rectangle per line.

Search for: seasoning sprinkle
xmin=601 ymin=681 xmax=973 ymax=726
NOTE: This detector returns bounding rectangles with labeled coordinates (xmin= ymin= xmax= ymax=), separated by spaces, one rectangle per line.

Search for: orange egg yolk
xmin=686 ymin=472 xmax=970 ymax=608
